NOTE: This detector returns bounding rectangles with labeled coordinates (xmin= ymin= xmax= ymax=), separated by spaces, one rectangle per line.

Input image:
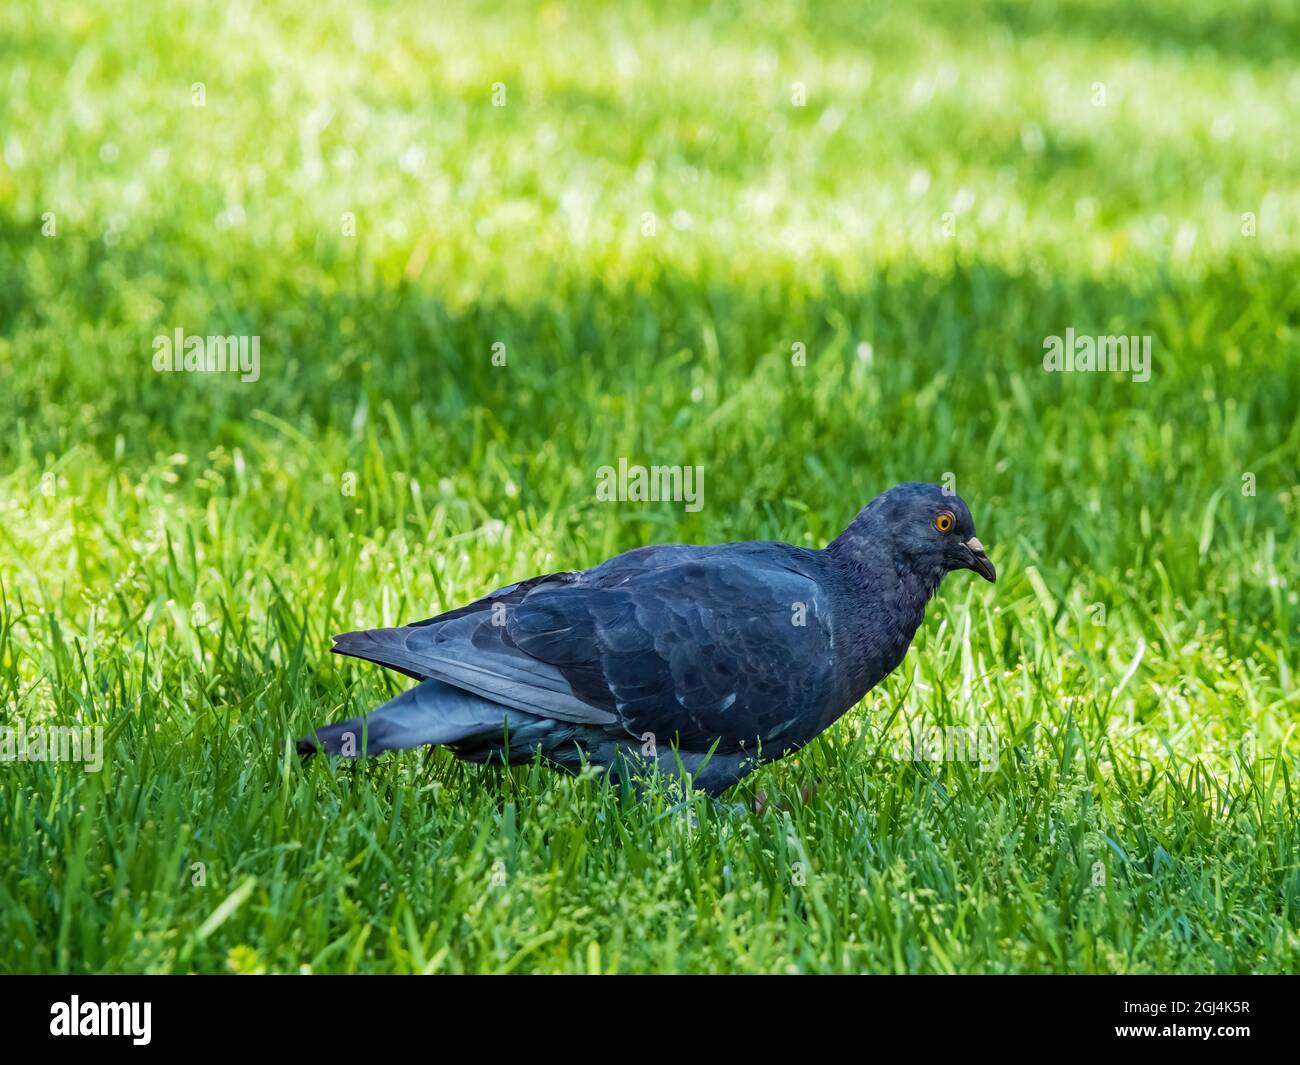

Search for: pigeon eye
xmin=934 ymin=511 xmax=955 ymax=534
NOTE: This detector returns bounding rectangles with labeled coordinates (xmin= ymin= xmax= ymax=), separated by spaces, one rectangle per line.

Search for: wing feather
xmin=335 ymin=546 xmax=837 ymax=750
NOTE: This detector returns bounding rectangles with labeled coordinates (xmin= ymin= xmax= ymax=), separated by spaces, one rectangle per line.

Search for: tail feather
xmin=298 ymin=678 xmax=532 ymax=757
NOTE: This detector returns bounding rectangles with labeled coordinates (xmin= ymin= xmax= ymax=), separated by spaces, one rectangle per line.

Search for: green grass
xmin=1 ymin=0 xmax=1298 ymax=973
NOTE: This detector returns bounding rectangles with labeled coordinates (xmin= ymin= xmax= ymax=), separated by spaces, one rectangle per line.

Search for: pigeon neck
xmin=828 ymin=514 xmax=914 ymax=577
xmin=826 ymin=519 xmax=944 ymax=698
xmin=828 ymin=533 xmax=942 ymax=611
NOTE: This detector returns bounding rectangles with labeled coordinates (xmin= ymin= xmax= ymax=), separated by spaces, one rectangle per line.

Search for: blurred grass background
xmin=0 ymin=0 xmax=1297 ymax=973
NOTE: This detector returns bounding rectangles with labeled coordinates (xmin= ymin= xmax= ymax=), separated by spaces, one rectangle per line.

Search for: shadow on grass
xmin=905 ymin=0 xmax=1300 ymax=66
xmin=1 ymin=210 xmax=1296 ymax=467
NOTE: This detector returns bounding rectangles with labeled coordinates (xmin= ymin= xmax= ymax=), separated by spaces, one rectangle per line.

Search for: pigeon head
xmin=831 ymin=482 xmax=996 ymax=585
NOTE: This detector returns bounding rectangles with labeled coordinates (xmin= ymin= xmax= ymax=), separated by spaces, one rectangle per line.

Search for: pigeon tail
xmin=298 ymin=677 xmax=525 ymax=757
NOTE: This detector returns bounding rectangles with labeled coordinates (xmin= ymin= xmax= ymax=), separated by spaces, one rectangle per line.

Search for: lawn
xmin=0 ymin=0 xmax=1297 ymax=973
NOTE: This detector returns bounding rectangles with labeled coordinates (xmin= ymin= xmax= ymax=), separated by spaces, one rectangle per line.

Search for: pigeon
xmin=299 ymin=482 xmax=995 ymax=795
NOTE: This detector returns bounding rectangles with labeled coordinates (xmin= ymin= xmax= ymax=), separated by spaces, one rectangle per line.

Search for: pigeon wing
xmin=333 ymin=554 xmax=837 ymax=748
xmin=509 ymin=557 xmax=837 ymax=750
xmin=331 ymin=571 xmax=619 ymax=725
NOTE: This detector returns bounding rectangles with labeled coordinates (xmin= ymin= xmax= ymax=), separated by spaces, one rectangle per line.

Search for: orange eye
xmin=934 ymin=511 xmax=955 ymax=534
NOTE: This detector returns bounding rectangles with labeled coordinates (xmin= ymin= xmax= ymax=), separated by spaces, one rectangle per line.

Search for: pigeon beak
xmin=962 ymin=537 xmax=996 ymax=583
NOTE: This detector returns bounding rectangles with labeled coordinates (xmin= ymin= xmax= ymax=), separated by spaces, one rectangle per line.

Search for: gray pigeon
xmin=299 ymin=482 xmax=995 ymax=795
